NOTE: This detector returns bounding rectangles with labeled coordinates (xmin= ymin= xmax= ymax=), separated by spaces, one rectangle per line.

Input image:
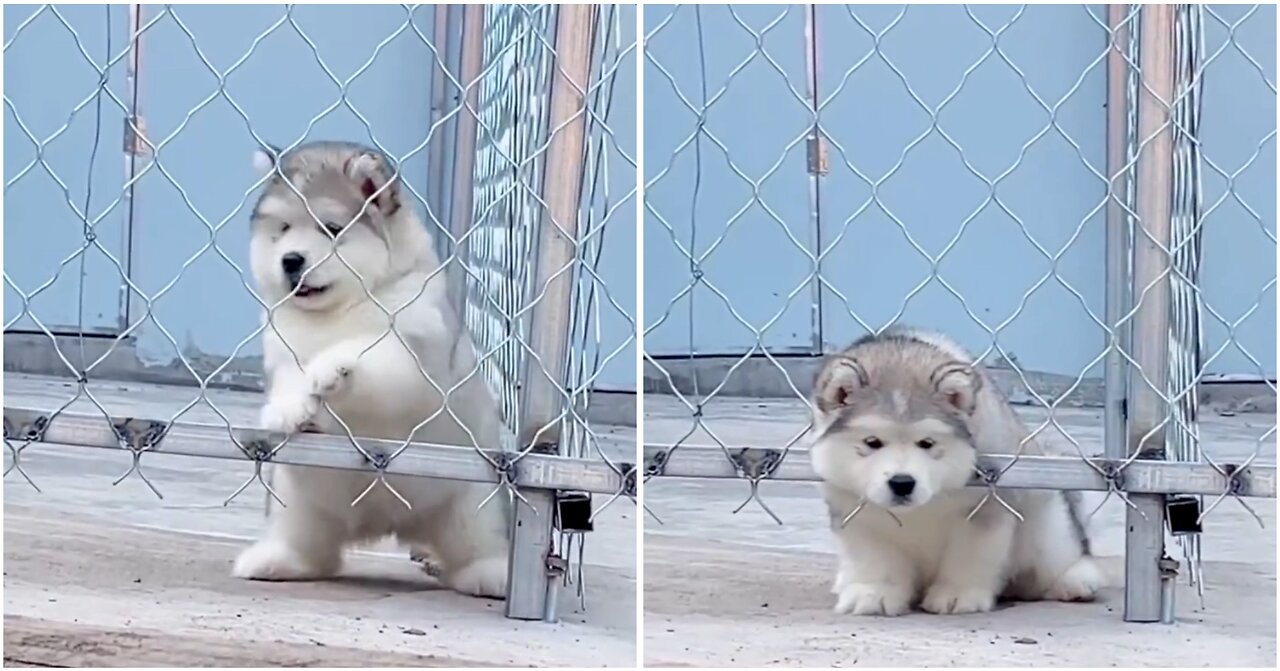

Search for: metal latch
xmin=1165 ymin=495 xmax=1202 ymax=535
xmin=556 ymin=491 xmax=593 ymax=532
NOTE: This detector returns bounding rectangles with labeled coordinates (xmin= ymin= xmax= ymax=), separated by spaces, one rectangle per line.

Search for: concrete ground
xmin=643 ymin=394 xmax=1277 ymax=668
xmin=2 ymin=374 xmax=637 ymax=667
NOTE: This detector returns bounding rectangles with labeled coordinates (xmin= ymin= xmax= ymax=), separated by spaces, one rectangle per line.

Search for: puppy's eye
xmin=280 ymin=223 xmax=291 ymax=233
xmin=863 ymin=437 xmax=884 ymax=449
xmin=916 ymin=438 xmax=935 ymax=449
xmin=324 ymin=223 xmax=344 ymax=237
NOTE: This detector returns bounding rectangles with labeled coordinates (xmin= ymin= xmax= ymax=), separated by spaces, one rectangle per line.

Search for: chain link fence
xmin=643 ymin=3 xmax=1274 ymax=624
xmin=4 ymin=3 xmax=635 ymax=624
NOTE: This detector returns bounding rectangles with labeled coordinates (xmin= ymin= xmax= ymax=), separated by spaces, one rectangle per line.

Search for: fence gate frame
xmin=3 ymin=2 xmax=633 ymax=626
xmin=642 ymin=2 xmax=1277 ymax=627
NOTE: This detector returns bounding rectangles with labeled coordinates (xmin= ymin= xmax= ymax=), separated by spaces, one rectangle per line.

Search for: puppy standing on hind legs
xmin=809 ymin=327 xmax=1106 ymax=616
xmin=232 ymin=140 xmax=511 ymax=599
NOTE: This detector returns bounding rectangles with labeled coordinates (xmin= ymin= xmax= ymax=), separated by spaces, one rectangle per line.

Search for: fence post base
xmin=1123 ymin=493 xmax=1168 ymax=623
xmin=504 ymin=489 xmax=557 ymax=621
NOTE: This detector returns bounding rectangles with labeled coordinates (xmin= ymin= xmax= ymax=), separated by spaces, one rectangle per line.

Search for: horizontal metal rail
xmin=644 ymin=444 xmax=1276 ymax=499
xmin=4 ymin=406 xmax=630 ymax=495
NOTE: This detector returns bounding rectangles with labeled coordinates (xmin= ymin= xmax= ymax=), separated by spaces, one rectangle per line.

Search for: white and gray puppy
xmin=233 ymin=140 xmax=510 ymax=598
xmin=809 ymin=326 xmax=1104 ymax=615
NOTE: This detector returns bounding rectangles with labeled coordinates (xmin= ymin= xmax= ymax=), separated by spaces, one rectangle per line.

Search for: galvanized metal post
xmin=424 ymin=4 xmax=453 ymax=259
xmin=803 ymin=4 xmax=826 ymax=353
xmin=1103 ymin=5 xmax=1131 ymax=468
xmin=1125 ymin=3 xmax=1175 ymax=625
xmin=506 ymin=3 xmax=598 ymax=622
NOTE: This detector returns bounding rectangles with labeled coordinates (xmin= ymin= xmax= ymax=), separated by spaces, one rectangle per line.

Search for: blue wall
xmin=584 ymin=4 xmax=639 ymax=392
xmin=1198 ymin=4 xmax=1276 ymax=377
xmin=4 ymin=4 xmax=639 ymax=391
xmin=4 ymin=4 xmax=132 ymax=333
xmin=644 ymin=4 xmax=818 ymax=356
xmin=125 ymin=4 xmax=438 ymax=375
xmin=643 ymin=3 xmax=1276 ymax=379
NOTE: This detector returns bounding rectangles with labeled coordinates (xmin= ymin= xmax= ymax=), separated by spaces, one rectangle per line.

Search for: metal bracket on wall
xmin=806 ymin=134 xmax=829 ymax=176
xmin=123 ymin=115 xmax=151 ymax=157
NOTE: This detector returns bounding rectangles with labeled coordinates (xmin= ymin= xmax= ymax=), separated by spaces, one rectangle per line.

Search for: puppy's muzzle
xmin=887 ymin=474 xmax=916 ymax=501
xmin=281 ymin=252 xmax=306 ymax=288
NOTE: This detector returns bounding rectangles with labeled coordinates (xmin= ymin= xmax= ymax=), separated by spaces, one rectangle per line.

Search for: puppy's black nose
xmin=281 ymin=252 xmax=306 ymax=275
xmin=887 ymin=474 xmax=916 ymax=498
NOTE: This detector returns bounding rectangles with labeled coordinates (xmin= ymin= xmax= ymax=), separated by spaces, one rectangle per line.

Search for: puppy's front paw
xmin=834 ymin=582 xmax=912 ymax=616
xmin=260 ymin=394 xmax=319 ymax=435
xmin=444 ymin=556 xmax=508 ymax=599
xmin=921 ymin=583 xmax=996 ymax=615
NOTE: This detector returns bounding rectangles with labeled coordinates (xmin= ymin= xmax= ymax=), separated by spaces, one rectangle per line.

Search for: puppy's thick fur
xmin=233 ymin=141 xmax=510 ymax=598
xmin=810 ymin=327 xmax=1104 ymax=615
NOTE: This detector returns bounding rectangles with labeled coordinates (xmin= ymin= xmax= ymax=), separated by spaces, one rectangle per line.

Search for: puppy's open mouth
xmin=292 ymin=283 xmax=329 ymax=298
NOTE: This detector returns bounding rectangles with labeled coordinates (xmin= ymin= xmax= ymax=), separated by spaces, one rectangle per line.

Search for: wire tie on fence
xmin=4 ymin=411 xmax=50 ymax=444
xmin=367 ymin=452 xmax=392 ymax=471
xmin=729 ymin=448 xmax=784 ymax=525
xmin=111 ymin=418 xmax=168 ymax=454
xmin=730 ymin=447 xmax=783 ymax=481
xmin=75 ymin=371 xmax=88 ymax=385
xmin=644 ymin=449 xmax=669 ymax=478
xmin=965 ymin=464 xmax=1025 ymax=522
xmin=1099 ymin=461 xmax=1148 ymax=520
xmin=110 ymin=418 xmax=168 ymax=499
xmin=1209 ymin=463 xmax=1266 ymax=529
xmin=691 ymin=266 xmax=704 ymax=282
xmin=972 ymin=462 xmax=1001 ymax=487
xmin=619 ymin=461 xmax=637 ymax=499
xmin=1221 ymin=463 xmax=1246 ymax=497
xmin=479 ymin=452 xmax=533 ymax=514
xmin=2 ymin=411 xmax=47 ymax=491
xmin=1101 ymin=461 xmax=1127 ymax=492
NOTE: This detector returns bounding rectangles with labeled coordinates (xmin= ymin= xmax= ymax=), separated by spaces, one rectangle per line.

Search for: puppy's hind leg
xmin=1017 ymin=494 xmax=1106 ymax=602
xmin=418 ymin=482 xmax=512 ymax=599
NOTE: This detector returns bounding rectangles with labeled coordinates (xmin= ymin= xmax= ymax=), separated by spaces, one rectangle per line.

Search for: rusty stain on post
xmin=1129 ymin=4 xmax=1175 ymax=458
xmin=446 ymin=4 xmax=486 ymax=317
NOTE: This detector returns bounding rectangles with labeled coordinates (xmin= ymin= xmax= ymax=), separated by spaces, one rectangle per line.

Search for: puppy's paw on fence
xmin=306 ymin=347 xmax=360 ymax=400
xmin=259 ymin=395 xmax=320 ymax=435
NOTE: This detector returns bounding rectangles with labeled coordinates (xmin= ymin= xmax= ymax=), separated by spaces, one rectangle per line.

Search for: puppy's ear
xmin=343 ymin=151 xmax=400 ymax=216
xmin=814 ymin=356 xmax=868 ymax=415
xmin=931 ymin=361 xmax=981 ymax=414
xmin=252 ymin=143 xmax=282 ymax=177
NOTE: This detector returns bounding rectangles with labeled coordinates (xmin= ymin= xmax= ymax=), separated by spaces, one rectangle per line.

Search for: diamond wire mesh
xmin=642 ymin=3 xmax=1275 ymax=609
xmin=2 ymin=3 xmax=635 ymax=601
